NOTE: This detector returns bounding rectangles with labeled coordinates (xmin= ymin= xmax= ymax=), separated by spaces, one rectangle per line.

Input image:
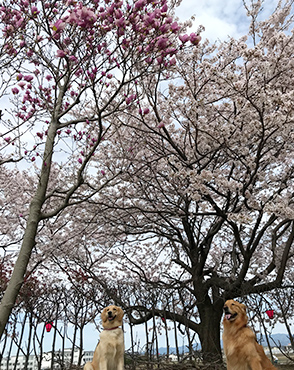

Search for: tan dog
xmin=84 ymin=305 xmax=124 ymax=370
xmin=222 ymin=300 xmax=276 ymax=370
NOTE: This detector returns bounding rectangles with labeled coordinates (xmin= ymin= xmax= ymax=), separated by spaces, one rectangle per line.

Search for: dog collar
xmin=104 ymin=326 xmax=120 ymax=331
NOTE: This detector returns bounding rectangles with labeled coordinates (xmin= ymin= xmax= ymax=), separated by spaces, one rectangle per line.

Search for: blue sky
xmin=177 ymin=0 xmax=278 ymax=42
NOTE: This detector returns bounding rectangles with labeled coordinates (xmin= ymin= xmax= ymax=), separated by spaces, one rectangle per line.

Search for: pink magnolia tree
xmin=65 ymin=0 xmax=294 ymax=363
xmin=0 ymin=0 xmax=200 ymax=339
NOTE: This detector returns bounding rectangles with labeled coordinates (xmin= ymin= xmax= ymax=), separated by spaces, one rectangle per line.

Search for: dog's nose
xmin=108 ymin=311 xmax=113 ymax=317
xmin=223 ymin=305 xmax=228 ymax=311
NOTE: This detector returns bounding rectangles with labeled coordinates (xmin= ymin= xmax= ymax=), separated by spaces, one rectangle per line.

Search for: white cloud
xmin=175 ymin=0 xmax=278 ymax=42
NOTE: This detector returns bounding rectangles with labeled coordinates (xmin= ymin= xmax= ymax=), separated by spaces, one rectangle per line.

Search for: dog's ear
xmin=240 ymin=303 xmax=247 ymax=313
xmin=117 ymin=307 xmax=124 ymax=321
xmin=101 ymin=307 xmax=108 ymax=323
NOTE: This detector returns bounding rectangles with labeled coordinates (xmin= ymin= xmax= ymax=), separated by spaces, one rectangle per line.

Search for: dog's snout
xmin=108 ymin=311 xmax=113 ymax=317
xmin=223 ymin=305 xmax=230 ymax=314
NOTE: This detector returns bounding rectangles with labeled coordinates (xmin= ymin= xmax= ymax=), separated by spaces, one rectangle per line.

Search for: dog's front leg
xmin=249 ymin=357 xmax=263 ymax=370
xmin=98 ymin=358 xmax=108 ymax=370
xmin=117 ymin=356 xmax=124 ymax=370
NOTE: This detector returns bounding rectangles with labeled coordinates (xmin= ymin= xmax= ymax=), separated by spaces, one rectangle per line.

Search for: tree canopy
xmin=1 ymin=0 xmax=294 ymax=364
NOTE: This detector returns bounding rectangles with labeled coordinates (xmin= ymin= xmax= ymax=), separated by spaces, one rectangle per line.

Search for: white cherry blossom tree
xmin=70 ymin=0 xmax=294 ymax=363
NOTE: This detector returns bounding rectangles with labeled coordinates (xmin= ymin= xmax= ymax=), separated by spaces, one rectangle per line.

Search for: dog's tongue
xmin=225 ymin=314 xmax=232 ymax=320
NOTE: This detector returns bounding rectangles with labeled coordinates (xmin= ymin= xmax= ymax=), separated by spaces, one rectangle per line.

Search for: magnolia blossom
xmin=179 ymin=34 xmax=190 ymax=43
xmin=66 ymin=6 xmax=97 ymax=28
xmin=0 ymin=0 xmax=202 ymax=344
xmin=190 ymin=33 xmax=201 ymax=45
xmin=11 ymin=87 xmax=19 ymax=94
xmin=52 ymin=19 xmax=65 ymax=32
xmin=23 ymin=75 xmax=34 ymax=82
xmin=18 ymin=81 xmax=26 ymax=89
xmin=31 ymin=6 xmax=39 ymax=16
xmin=56 ymin=49 xmax=67 ymax=58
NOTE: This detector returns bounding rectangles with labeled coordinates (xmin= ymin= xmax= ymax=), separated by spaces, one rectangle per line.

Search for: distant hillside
xmin=258 ymin=333 xmax=291 ymax=347
xmin=156 ymin=334 xmax=291 ymax=355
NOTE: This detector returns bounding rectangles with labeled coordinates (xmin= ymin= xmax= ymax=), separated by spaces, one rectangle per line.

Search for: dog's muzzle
xmin=107 ymin=311 xmax=116 ymax=321
xmin=223 ymin=306 xmax=237 ymax=321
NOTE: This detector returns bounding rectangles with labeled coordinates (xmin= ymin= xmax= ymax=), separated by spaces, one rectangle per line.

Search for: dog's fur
xmin=222 ymin=300 xmax=276 ymax=370
xmin=84 ymin=305 xmax=124 ymax=370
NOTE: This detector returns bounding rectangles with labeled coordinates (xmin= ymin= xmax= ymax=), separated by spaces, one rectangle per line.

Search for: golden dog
xmin=222 ymin=300 xmax=276 ymax=370
xmin=84 ymin=305 xmax=124 ymax=370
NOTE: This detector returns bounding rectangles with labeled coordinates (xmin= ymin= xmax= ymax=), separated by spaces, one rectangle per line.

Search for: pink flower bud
xmin=157 ymin=37 xmax=168 ymax=50
xmin=170 ymin=22 xmax=180 ymax=33
xmin=69 ymin=55 xmax=78 ymax=63
xmin=169 ymin=57 xmax=176 ymax=66
xmin=52 ymin=19 xmax=65 ymax=32
xmin=179 ymin=34 xmax=190 ymax=43
xmin=31 ymin=6 xmax=39 ymax=16
xmin=18 ymin=81 xmax=26 ymax=89
xmin=161 ymin=3 xmax=168 ymax=12
xmin=190 ymin=33 xmax=201 ymax=46
xmin=56 ymin=49 xmax=67 ymax=58
xmin=157 ymin=56 xmax=164 ymax=64
xmin=24 ymin=75 xmax=34 ymax=82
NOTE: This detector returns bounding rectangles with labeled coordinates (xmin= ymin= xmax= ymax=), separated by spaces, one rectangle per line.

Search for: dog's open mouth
xmin=224 ymin=312 xmax=237 ymax=321
xmin=108 ymin=315 xmax=116 ymax=321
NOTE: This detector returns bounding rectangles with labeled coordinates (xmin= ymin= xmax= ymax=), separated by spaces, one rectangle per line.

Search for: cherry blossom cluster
xmin=0 ymin=0 xmax=201 ymax=165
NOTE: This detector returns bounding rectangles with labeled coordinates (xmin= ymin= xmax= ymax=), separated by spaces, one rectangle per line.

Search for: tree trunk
xmin=197 ymin=302 xmax=223 ymax=364
xmin=0 ymin=326 xmax=8 ymax=366
xmin=70 ymin=318 xmax=78 ymax=366
xmin=24 ymin=313 xmax=33 ymax=370
xmin=61 ymin=320 xmax=67 ymax=370
xmin=173 ymin=319 xmax=180 ymax=361
xmin=261 ymin=319 xmax=274 ymax=363
xmin=34 ymin=322 xmax=46 ymax=370
xmin=163 ymin=317 xmax=169 ymax=360
xmin=0 ymin=120 xmax=57 ymax=340
xmin=51 ymin=316 xmax=58 ymax=370
xmin=13 ymin=312 xmax=27 ymax=370
xmin=6 ymin=319 xmax=17 ymax=370
xmin=78 ymin=324 xmax=84 ymax=366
